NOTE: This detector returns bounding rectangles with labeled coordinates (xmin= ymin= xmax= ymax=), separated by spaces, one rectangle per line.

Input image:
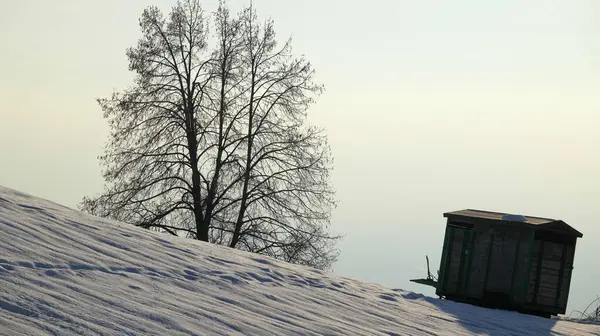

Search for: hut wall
xmin=440 ymin=213 xmax=582 ymax=316
xmin=441 ymin=219 xmax=535 ymax=303
xmin=468 ymin=223 xmax=533 ymax=301
xmin=507 ymin=228 xmax=534 ymax=304
xmin=465 ymin=221 xmax=492 ymax=298
xmin=557 ymin=242 xmax=575 ymax=309
xmin=526 ymin=235 xmax=577 ymax=312
xmin=438 ymin=223 xmax=473 ymax=295
xmin=443 ymin=227 xmax=465 ymax=293
xmin=485 ymin=224 xmax=519 ymax=294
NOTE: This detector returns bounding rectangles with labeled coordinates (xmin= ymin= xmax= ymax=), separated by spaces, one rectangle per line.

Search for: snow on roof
xmin=0 ymin=185 xmax=597 ymax=335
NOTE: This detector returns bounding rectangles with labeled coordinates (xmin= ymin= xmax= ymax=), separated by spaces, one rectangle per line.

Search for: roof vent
xmin=501 ymin=214 xmax=528 ymax=222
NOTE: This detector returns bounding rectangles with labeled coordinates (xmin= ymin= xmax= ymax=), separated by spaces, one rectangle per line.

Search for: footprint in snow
xmin=183 ymin=269 xmax=199 ymax=281
xmin=218 ymin=275 xmax=246 ymax=285
xmin=330 ymin=282 xmax=344 ymax=289
xmin=378 ymin=294 xmax=398 ymax=302
xmin=251 ymin=257 xmax=274 ymax=266
xmin=400 ymin=292 xmax=425 ymax=300
xmin=215 ymin=297 xmax=237 ymax=305
xmin=205 ymin=256 xmax=241 ymax=266
xmin=33 ymin=262 xmax=54 ymax=269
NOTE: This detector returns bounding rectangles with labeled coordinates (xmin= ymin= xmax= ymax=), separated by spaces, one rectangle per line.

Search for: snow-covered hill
xmin=0 ymin=185 xmax=598 ymax=335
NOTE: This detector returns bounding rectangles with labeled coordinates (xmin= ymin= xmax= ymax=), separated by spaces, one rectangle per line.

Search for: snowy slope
xmin=0 ymin=186 xmax=598 ymax=336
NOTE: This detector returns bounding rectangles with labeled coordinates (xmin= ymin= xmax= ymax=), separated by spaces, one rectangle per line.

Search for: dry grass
xmin=562 ymin=296 xmax=600 ymax=325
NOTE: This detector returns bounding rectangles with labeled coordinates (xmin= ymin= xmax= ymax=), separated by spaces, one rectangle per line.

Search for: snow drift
xmin=0 ymin=185 xmax=598 ymax=335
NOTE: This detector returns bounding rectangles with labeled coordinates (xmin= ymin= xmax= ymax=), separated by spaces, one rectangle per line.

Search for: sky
xmin=0 ymin=0 xmax=598 ymax=314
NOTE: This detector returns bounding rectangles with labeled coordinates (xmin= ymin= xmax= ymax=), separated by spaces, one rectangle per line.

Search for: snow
xmin=0 ymin=185 xmax=598 ymax=336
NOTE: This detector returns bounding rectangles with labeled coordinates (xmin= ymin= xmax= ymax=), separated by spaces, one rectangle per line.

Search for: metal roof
xmin=443 ymin=209 xmax=583 ymax=238
xmin=444 ymin=209 xmax=555 ymax=225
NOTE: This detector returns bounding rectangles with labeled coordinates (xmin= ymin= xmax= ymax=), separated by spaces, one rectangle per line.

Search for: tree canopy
xmin=81 ymin=0 xmax=340 ymax=269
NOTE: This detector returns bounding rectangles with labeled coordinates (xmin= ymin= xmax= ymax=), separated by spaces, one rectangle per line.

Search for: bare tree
xmin=220 ymin=6 xmax=339 ymax=266
xmin=81 ymin=0 xmax=213 ymax=240
xmin=82 ymin=0 xmax=340 ymax=269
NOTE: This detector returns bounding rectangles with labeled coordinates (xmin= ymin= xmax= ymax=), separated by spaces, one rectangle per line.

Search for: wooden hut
xmin=436 ymin=209 xmax=583 ymax=318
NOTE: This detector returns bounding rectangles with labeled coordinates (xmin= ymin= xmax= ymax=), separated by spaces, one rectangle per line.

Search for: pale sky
xmin=1 ymin=0 xmax=598 ymax=315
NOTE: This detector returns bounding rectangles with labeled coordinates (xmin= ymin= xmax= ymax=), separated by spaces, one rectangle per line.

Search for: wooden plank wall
xmin=463 ymin=223 xmax=531 ymax=300
xmin=541 ymin=242 xmax=563 ymax=306
xmin=557 ymin=244 xmax=575 ymax=308
xmin=454 ymin=222 xmax=533 ymax=302
xmin=526 ymin=240 xmax=540 ymax=303
xmin=527 ymin=239 xmax=575 ymax=308
xmin=485 ymin=225 xmax=519 ymax=294
xmin=444 ymin=228 xmax=465 ymax=293
xmin=466 ymin=224 xmax=492 ymax=298
xmin=508 ymin=229 xmax=533 ymax=304
xmin=440 ymin=219 xmax=579 ymax=312
xmin=441 ymin=220 xmax=579 ymax=312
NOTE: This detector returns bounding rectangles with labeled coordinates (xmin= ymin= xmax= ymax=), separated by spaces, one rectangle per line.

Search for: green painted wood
xmin=508 ymin=231 xmax=522 ymax=303
xmin=442 ymin=226 xmax=456 ymax=293
xmin=437 ymin=225 xmax=452 ymax=293
xmin=444 ymin=227 xmax=456 ymax=288
xmin=482 ymin=232 xmax=495 ymax=293
xmin=532 ymin=240 xmax=545 ymax=304
xmin=555 ymin=243 xmax=568 ymax=307
xmin=523 ymin=228 xmax=535 ymax=303
xmin=463 ymin=231 xmax=477 ymax=296
xmin=457 ymin=229 xmax=469 ymax=295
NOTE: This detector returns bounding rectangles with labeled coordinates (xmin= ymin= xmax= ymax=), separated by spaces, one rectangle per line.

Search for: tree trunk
xmin=185 ymin=103 xmax=207 ymax=241
xmin=230 ymin=74 xmax=255 ymax=248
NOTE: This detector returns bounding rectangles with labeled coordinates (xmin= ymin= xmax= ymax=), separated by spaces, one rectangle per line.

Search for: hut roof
xmin=443 ymin=209 xmax=583 ymax=238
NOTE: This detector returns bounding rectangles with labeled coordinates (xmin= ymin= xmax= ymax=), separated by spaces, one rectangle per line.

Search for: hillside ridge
xmin=0 ymin=185 xmax=598 ymax=335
